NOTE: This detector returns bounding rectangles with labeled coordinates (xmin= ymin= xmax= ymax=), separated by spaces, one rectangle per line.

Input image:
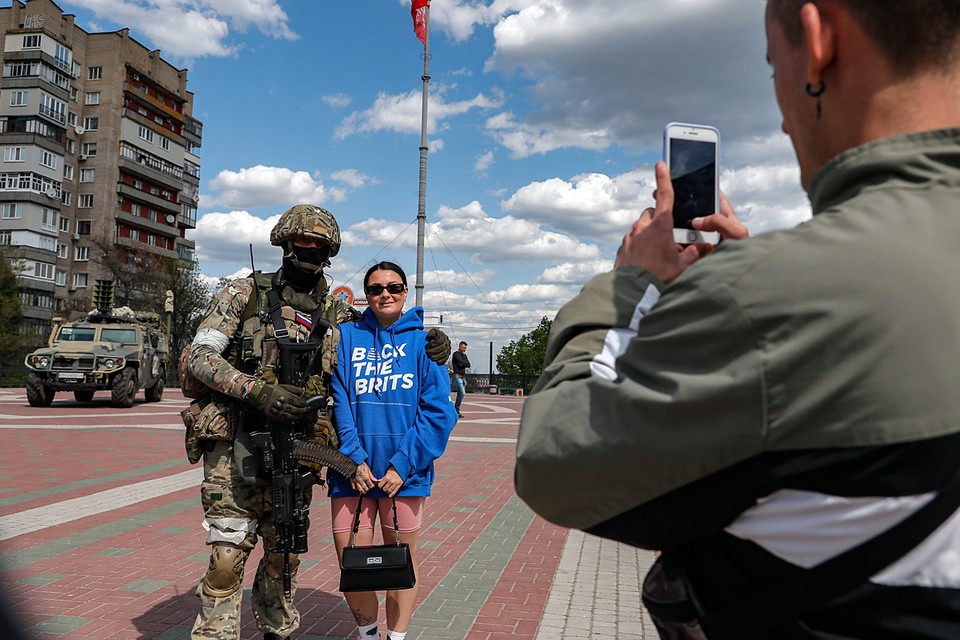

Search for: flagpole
xmin=415 ymin=2 xmax=430 ymax=307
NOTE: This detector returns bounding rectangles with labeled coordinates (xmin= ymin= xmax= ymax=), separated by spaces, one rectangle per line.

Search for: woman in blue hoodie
xmin=329 ymin=261 xmax=457 ymax=640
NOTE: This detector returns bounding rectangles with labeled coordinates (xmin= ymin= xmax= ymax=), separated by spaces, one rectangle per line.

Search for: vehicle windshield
xmin=57 ymin=327 xmax=96 ymax=341
xmin=100 ymin=328 xmax=138 ymax=344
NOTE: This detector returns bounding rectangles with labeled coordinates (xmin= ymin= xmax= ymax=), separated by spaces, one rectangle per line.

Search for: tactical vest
xmin=233 ymin=271 xmax=344 ymax=447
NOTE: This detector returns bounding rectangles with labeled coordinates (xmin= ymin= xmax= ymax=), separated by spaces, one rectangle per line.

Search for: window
xmin=75 ymin=245 xmax=89 ymax=261
xmin=38 ymin=235 xmax=56 ymax=252
xmin=159 ymin=135 xmax=170 ymax=151
xmin=84 ymin=92 xmax=100 ymax=105
xmin=61 ymin=191 xmax=71 ymax=206
xmin=148 ymin=209 xmax=157 ymax=222
xmin=65 ymin=139 xmax=75 ymax=154
xmin=130 ymin=203 xmax=141 ymax=215
xmin=81 ymin=142 xmax=97 ymax=157
xmin=70 ymin=86 xmax=78 ymax=102
xmin=36 ymin=261 xmax=55 ymax=280
xmin=41 ymin=208 xmax=57 ymax=231
xmin=9 ymin=90 xmax=28 ymax=106
xmin=79 ymin=168 xmax=95 ymax=182
xmin=72 ymin=272 xmax=88 ymax=288
xmin=133 ymin=179 xmax=142 ymax=189
xmin=138 ymin=126 xmax=154 ymax=143
xmin=87 ymin=66 xmax=102 ymax=80
xmin=82 ymin=116 xmax=98 ymax=131
xmin=130 ymin=228 xmax=139 ymax=241
xmin=55 ymin=269 xmax=65 ymax=286
xmin=4 ymin=147 xmax=25 ymax=162
xmin=76 ymin=220 xmax=91 ymax=234
xmin=63 ymin=165 xmax=74 ymax=181
xmin=0 ymin=230 xmax=9 ymax=245
xmin=38 ymin=150 xmax=57 ymax=169
xmin=54 ymin=44 xmax=70 ymax=71
xmin=2 ymin=203 xmax=21 ymax=219
xmin=78 ymin=194 xmax=93 ymax=208
xmin=57 ymin=243 xmax=67 ymax=259
xmin=22 ymin=34 xmax=41 ymax=49
xmin=67 ymin=112 xmax=76 ymax=126
xmin=59 ymin=216 xmax=70 ymax=232
xmin=147 ymin=234 xmax=156 ymax=246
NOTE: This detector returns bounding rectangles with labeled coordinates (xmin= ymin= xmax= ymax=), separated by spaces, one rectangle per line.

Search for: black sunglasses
xmin=365 ymin=283 xmax=407 ymax=296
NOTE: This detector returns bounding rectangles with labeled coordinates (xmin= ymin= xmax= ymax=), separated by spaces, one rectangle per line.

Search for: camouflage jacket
xmin=188 ymin=270 xmax=360 ymax=441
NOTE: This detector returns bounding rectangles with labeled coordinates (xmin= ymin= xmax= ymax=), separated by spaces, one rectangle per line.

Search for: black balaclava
xmin=280 ymin=242 xmax=331 ymax=292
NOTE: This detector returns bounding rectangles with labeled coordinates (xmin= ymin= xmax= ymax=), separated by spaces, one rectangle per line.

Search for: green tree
xmin=496 ymin=316 xmax=553 ymax=377
xmin=165 ymin=261 xmax=212 ymax=371
xmin=0 ymin=251 xmax=25 ymax=366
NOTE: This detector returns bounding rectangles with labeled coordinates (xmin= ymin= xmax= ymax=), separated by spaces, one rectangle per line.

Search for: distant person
xmin=451 ymin=341 xmax=470 ymax=417
xmin=328 ymin=261 xmax=458 ymax=640
xmin=517 ymin=1 xmax=960 ymax=638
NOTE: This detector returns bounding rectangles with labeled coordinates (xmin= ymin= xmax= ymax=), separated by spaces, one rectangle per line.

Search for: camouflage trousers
xmin=190 ymin=440 xmax=313 ymax=640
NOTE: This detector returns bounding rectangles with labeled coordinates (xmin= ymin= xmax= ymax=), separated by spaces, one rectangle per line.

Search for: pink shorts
xmin=331 ymin=496 xmax=424 ymax=534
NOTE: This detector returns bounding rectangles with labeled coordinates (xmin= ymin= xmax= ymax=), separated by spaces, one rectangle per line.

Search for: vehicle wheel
xmin=144 ymin=367 xmax=165 ymax=402
xmin=111 ymin=368 xmax=137 ymax=408
xmin=74 ymin=390 xmax=95 ymax=402
xmin=26 ymin=373 xmax=54 ymax=407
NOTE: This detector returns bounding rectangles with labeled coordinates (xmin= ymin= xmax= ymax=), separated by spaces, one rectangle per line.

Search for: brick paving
xmin=0 ymin=387 xmax=656 ymax=639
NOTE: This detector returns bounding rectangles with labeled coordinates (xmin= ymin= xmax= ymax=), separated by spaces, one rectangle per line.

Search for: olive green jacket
xmin=516 ymin=128 xmax=960 ymax=531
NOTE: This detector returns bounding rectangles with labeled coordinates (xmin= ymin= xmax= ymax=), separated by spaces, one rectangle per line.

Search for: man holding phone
xmin=516 ymin=1 xmax=960 ymax=638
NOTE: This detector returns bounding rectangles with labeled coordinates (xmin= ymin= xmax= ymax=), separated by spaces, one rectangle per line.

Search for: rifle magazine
xmin=294 ymin=440 xmax=358 ymax=479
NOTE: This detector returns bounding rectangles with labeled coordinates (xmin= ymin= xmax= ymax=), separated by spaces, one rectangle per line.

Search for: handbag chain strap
xmin=348 ymin=494 xmax=402 ymax=548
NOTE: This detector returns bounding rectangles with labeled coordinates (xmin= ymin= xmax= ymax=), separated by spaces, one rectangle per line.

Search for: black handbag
xmin=339 ymin=495 xmax=416 ymax=593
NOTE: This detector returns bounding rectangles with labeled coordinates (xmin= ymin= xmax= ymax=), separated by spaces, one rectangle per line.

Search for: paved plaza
xmin=0 ymin=388 xmax=657 ymax=639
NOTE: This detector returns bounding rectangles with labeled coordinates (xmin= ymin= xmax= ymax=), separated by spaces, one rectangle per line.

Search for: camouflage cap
xmin=270 ymin=204 xmax=341 ymax=256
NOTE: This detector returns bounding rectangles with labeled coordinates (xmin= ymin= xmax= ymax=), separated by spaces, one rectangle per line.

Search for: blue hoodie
xmin=328 ymin=305 xmax=457 ymax=498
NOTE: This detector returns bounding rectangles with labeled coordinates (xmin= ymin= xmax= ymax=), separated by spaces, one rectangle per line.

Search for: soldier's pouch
xmin=180 ymin=396 xmax=239 ymax=464
xmin=179 ymin=399 xmax=205 ymax=465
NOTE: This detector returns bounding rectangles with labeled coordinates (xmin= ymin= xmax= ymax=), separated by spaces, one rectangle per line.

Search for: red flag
xmin=412 ymin=0 xmax=429 ymax=45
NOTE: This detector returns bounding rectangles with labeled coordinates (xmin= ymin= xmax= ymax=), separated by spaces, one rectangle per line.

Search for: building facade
xmin=0 ymin=0 xmax=201 ymax=337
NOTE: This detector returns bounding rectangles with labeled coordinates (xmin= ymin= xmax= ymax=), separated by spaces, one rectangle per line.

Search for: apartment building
xmin=0 ymin=0 xmax=201 ymax=336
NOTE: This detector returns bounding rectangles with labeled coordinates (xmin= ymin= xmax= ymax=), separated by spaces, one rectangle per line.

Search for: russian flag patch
xmin=294 ymin=311 xmax=313 ymax=330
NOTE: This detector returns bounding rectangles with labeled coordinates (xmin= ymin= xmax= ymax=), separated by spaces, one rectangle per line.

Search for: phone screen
xmin=669 ymin=138 xmax=717 ymax=228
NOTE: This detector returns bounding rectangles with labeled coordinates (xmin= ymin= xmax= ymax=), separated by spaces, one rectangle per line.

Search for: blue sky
xmin=56 ymin=0 xmax=811 ymax=369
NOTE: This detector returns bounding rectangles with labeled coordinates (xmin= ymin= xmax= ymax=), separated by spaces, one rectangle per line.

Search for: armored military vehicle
xmin=23 ymin=280 xmax=169 ymax=408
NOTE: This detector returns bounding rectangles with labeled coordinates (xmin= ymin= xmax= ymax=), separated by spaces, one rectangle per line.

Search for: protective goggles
xmin=365 ymin=283 xmax=407 ymax=296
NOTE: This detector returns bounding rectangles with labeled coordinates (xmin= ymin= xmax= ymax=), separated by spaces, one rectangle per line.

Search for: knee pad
xmin=201 ymin=543 xmax=249 ymax=598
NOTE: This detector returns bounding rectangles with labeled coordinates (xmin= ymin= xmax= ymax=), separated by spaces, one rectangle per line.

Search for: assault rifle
xmin=250 ymin=316 xmax=358 ymax=599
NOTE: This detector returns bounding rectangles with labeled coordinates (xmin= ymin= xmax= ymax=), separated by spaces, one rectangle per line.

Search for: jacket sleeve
xmin=187 ymin=278 xmax=257 ymax=399
xmin=515 ymin=264 xmax=767 ymax=533
xmin=332 ymin=328 xmax=367 ymax=465
xmin=389 ymin=336 xmax=458 ymax=481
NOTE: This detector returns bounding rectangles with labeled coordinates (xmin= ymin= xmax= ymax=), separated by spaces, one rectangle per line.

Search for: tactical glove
xmin=425 ymin=327 xmax=451 ymax=364
xmin=246 ymin=380 xmax=307 ymax=422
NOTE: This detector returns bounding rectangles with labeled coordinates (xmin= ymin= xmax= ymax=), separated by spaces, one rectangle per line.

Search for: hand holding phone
xmin=663 ymin=123 xmax=720 ymax=244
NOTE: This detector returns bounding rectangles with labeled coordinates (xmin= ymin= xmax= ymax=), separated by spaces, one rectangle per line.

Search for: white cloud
xmin=478 ymin=1 xmax=778 ymax=158
xmin=68 ymin=0 xmax=296 ymax=58
xmin=334 ymin=86 xmax=503 ymax=139
xmin=329 ymin=169 xmax=377 ymax=189
xmin=192 ymin=209 xmax=280 ymax=270
xmin=538 ymin=260 xmax=614 ymax=284
xmin=485 ymin=111 xmax=611 ymax=158
xmin=342 ymin=200 xmax=603 ymax=264
xmin=475 ymin=151 xmax=494 ymax=172
xmin=502 ymin=168 xmax=653 ymax=241
xmin=322 ymin=94 xmax=353 ymax=108
xmin=204 ymin=165 xmax=346 ymax=209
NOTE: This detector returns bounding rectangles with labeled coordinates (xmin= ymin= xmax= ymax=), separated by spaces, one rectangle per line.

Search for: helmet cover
xmin=269 ymin=204 xmax=341 ymax=257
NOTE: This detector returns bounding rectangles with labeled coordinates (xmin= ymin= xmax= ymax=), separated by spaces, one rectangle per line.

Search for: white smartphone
xmin=663 ymin=123 xmax=720 ymax=244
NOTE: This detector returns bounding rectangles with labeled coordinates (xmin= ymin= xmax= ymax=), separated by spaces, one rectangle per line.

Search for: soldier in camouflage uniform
xmin=186 ymin=204 xmax=450 ymax=640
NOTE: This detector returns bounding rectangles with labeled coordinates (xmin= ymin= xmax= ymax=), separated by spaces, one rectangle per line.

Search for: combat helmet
xmin=270 ymin=204 xmax=341 ymax=257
